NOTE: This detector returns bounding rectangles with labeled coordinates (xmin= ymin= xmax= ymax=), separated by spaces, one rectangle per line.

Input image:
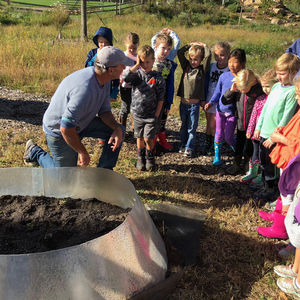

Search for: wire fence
xmin=1 ymin=0 xmax=145 ymax=14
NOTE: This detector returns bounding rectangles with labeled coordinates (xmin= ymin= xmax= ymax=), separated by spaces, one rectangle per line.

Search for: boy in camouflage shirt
xmin=123 ymin=45 xmax=165 ymax=171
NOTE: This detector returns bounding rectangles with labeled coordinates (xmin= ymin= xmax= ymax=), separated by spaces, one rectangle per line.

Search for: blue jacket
xmin=286 ymin=38 xmax=300 ymax=57
xmin=209 ymin=71 xmax=236 ymax=115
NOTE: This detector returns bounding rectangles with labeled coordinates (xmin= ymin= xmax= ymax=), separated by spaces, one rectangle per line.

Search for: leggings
xmin=215 ymin=111 xmax=236 ymax=146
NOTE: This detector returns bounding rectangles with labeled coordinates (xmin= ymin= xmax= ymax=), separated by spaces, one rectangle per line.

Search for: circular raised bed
xmin=0 ymin=167 xmax=167 ymax=300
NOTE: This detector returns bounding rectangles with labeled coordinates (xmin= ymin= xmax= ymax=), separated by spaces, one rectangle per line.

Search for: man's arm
xmin=60 ymin=127 xmax=90 ymax=166
xmin=99 ymin=111 xmax=123 ymax=151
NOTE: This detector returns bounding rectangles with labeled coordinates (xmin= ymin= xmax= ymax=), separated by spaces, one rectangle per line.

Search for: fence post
xmin=81 ymin=0 xmax=88 ymax=41
xmin=115 ymin=0 xmax=118 ymax=15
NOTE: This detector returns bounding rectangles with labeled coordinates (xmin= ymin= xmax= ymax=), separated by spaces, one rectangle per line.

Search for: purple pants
xmin=215 ymin=111 xmax=236 ymax=145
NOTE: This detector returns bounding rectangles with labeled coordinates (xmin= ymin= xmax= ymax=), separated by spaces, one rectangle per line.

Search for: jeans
xmin=179 ymin=102 xmax=200 ymax=151
xmin=215 ymin=111 xmax=236 ymax=146
xmin=30 ymin=117 xmax=124 ymax=170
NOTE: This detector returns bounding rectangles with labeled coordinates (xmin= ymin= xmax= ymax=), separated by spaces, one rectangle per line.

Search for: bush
xmin=0 ymin=7 xmax=21 ymax=25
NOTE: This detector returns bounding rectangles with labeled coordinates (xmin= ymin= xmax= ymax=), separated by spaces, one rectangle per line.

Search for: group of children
xmin=85 ymin=31 xmax=300 ymax=297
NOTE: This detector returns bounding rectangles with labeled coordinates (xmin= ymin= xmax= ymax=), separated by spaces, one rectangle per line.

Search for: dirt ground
xmin=0 ymin=195 xmax=129 ymax=254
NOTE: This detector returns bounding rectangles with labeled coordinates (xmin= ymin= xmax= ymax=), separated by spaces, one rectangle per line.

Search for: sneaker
xmin=23 ymin=139 xmax=38 ymax=166
xmin=183 ymin=149 xmax=193 ymax=158
xmin=278 ymin=244 xmax=296 ymax=259
xmin=179 ymin=146 xmax=185 ymax=154
xmin=274 ymin=264 xmax=298 ymax=278
xmin=277 ymin=277 xmax=300 ymax=298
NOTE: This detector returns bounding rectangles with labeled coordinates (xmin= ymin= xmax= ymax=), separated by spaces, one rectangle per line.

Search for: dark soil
xmin=0 ymin=195 xmax=129 ymax=254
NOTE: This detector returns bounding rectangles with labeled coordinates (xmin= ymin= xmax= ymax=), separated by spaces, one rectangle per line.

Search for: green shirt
xmin=256 ymin=82 xmax=297 ymax=139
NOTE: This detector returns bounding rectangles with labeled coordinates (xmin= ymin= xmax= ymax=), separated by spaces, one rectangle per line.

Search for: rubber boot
xmin=257 ymin=211 xmax=288 ymax=239
xmin=200 ymin=134 xmax=210 ymax=155
xmin=258 ymin=197 xmax=282 ymax=222
xmin=119 ymin=115 xmax=127 ymax=129
xmin=226 ymin=155 xmax=242 ymax=175
xmin=240 ymin=161 xmax=260 ymax=183
xmin=157 ymin=131 xmax=173 ymax=151
xmin=136 ymin=148 xmax=146 ymax=171
xmin=213 ymin=142 xmax=222 ymax=166
xmin=146 ymin=149 xmax=156 ymax=171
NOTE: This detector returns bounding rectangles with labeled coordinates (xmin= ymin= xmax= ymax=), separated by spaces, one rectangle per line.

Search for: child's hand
xmin=204 ymin=103 xmax=211 ymax=111
xmin=231 ymin=83 xmax=237 ymax=92
xmin=246 ymin=133 xmax=251 ymax=139
xmin=274 ymin=126 xmax=285 ymax=134
xmin=161 ymin=28 xmax=172 ymax=35
xmin=253 ymin=130 xmax=260 ymax=140
xmin=263 ymin=139 xmax=273 ymax=149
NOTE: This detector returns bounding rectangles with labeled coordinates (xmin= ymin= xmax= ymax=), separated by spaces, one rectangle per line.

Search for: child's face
xmin=261 ymin=80 xmax=272 ymax=95
xmin=228 ymin=57 xmax=245 ymax=76
xmin=189 ymin=54 xmax=202 ymax=68
xmin=214 ymin=47 xmax=228 ymax=69
xmin=155 ymin=42 xmax=172 ymax=61
xmin=98 ymin=36 xmax=110 ymax=49
xmin=140 ymin=55 xmax=155 ymax=73
xmin=276 ymin=70 xmax=296 ymax=86
xmin=296 ymin=86 xmax=300 ymax=106
xmin=126 ymin=43 xmax=138 ymax=56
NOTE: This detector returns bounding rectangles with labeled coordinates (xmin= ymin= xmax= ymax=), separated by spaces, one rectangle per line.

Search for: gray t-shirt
xmin=43 ymin=67 xmax=111 ymax=137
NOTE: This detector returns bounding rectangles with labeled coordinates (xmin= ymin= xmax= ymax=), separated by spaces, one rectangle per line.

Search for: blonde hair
xmin=189 ymin=44 xmax=204 ymax=61
xmin=214 ymin=41 xmax=231 ymax=56
xmin=260 ymin=68 xmax=277 ymax=84
xmin=233 ymin=69 xmax=258 ymax=90
xmin=155 ymin=33 xmax=173 ymax=47
xmin=275 ymin=53 xmax=300 ymax=74
xmin=124 ymin=32 xmax=139 ymax=45
xmin=138 ymin=45 xmax=154 ymax=59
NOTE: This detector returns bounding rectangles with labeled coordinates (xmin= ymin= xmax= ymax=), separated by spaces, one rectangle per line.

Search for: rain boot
xmin=257 ymin=211 xmax=288 ymax=239
xmin=258 ymin=197 xmax=282 ymax=222
xmin=146 ymin=149 xmax=156 ymax=171
xmin=157 ymin=131 xmax=173 ymax=151
xmin=213 ymin=142 xmax=222 ymax=166
xmin=226 ymin=155 xmax=242 ymax=175
xmin=136 ymin=148 xmax=146 ymax=171
xmin=240 ymin=161 xmax=260 ymax=183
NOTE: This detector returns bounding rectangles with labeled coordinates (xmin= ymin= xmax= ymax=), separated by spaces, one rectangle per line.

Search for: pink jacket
xmin=246 ymin=94 xmax=268 ymax=140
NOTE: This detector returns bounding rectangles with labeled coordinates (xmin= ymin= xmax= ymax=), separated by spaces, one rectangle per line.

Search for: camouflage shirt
xmin=123 ymin=68 xmax=165 ymax=119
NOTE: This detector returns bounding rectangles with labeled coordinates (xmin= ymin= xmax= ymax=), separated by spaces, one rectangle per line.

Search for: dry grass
xmin=0 ymin=9 xmax=299 ymax=299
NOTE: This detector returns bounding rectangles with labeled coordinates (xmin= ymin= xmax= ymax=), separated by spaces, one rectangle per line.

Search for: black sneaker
xmin=23 ymin=139 xmax=38 ymax=166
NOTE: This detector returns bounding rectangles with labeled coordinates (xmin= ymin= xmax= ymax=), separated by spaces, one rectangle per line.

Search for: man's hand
xmin=78 ymin=150 xmax=90 ymax=167
xmin=108 ymin=125 xmax=123 ymax=151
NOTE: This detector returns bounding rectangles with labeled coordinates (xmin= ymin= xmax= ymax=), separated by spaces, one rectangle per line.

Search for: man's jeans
xmin=179 ymin=102 xmax=200 ymax=151
xmin=30 ymin=117 xmax=124 ymax=170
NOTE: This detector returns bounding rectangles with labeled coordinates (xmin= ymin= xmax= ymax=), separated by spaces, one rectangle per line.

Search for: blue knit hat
xmin=93 ymin=27 xmax=113 ymax=47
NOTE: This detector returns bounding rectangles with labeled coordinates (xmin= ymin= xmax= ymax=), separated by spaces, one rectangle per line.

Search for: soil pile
xmin=0 ymin=195 xmax=129 ymax=254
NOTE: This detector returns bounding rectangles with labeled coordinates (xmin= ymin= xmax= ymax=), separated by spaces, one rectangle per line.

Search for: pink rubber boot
xmin=257 ymin=211 xmax=288 ymax=239
xmin=258 ymin=197 xmax=282 ymax=222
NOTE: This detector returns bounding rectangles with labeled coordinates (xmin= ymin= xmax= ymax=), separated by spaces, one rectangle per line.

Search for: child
xmin=85 ymin=26 xmax=120 ymax=101
xmin=151 ymin=27 xmax=180 ymax=61
xmin=202 ymin=41 xmax=231 ymax=155
xmin=271 ymin=156 xmax=300 ymax=298
xmin=253 ymin=53 xmax=300 ymax=201
xmin=256 ymin=76 xmax=300 ymax=239
xmin=152 ymin=33 xmax=178 ymax=152
xmin=241 ymin=68 xmax=277 ymax=183
xmin=222 ymin=69 xmax=265 ymax=174
xmin=122 ymin=45 xmax=165 ymax=171
xmin=204 ymin=48 xmax=246 ymax=166
xmin=177 ymin=42 xmax=211 ymax=157
xmin=119 ymin=32 xmax=140 ymax=130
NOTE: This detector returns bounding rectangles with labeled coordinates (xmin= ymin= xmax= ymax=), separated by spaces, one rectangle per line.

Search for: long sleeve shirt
xmin=255 ymin=82 xmax=297 ymax=139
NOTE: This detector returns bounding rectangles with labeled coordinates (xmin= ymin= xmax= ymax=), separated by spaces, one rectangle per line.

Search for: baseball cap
xmin=95 ymin=46 xmax=134 ymax=69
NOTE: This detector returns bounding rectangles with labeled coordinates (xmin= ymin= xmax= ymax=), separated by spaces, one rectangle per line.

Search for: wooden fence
xmin=1 ymin=0 xmax=145 ymax=14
